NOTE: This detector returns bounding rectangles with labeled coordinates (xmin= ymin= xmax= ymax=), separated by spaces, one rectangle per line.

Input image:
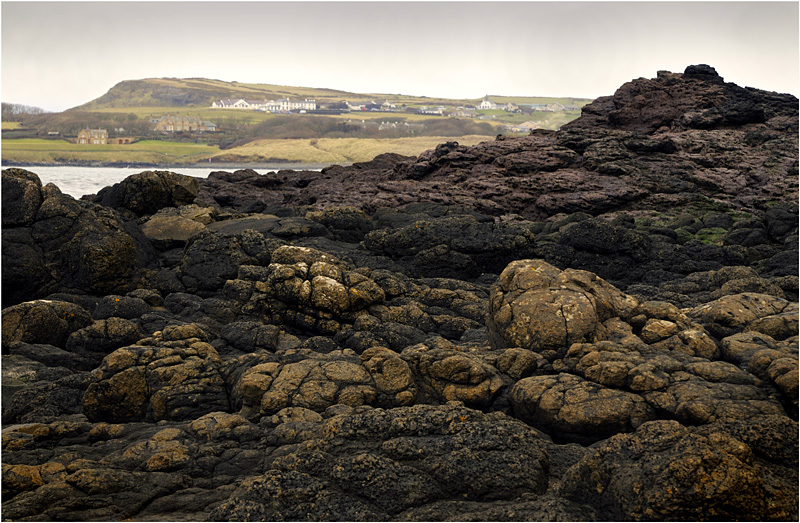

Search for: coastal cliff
xmin=2 ymin=65 xmax=797 ymax=521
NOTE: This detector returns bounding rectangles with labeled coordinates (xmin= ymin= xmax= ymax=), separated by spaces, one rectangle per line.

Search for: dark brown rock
xmin=94 ymin=170 xmax=200 ymax=217
xmin=560 ymin=417 xmax=798 ymax=520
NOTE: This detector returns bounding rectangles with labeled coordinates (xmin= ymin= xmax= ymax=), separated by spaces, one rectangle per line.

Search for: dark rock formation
xmin=93 ymin=170 xmax=200 ymax=217
xmin=2 ymin=169 xmax=157 ymax=307
xmin=2 ymin=65 xmax=797 ymax=521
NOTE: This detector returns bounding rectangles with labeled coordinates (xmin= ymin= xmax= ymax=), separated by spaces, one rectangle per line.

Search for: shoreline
xmin=1 ymin=160 xmax=338 ymax=171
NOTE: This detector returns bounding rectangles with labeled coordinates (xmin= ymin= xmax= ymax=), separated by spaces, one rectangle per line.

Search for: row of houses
xmin=150 ymin=115 xmax=217 ymax=132
xmin=76 ymin=128 xmax=137 ymax=145
xmin=211 ymin=98 xmax=317 ymax=112
xmin=73 ymin=115 xmax=218 ymax=146
xmin=479 ymin=96 xmax=579 ymax=113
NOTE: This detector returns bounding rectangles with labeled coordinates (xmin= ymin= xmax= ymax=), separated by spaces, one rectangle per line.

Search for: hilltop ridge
xmin=71 ymin=77 xmax=590 ymax=111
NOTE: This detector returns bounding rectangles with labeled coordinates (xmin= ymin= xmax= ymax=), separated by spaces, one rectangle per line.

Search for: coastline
xmin=1 ymin=160 xmax=337 ymax=171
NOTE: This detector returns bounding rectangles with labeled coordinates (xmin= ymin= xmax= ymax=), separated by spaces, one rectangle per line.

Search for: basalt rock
xmin=3 ymin=65 xmax=798 ymax=522
xmin=189 ymin=67 xmax=797 ymax=220
xmin=560 ymin=417 xmax=798 ymax=521
xmin=1 ymin=169 xmax=158 ymax=307
xmin=211 ymin=403 xmax=552 ymax=521
xmin=1 ymin=300 xmax=93 ymax=348
xmin=487 ymin=259 xmax=638 ymax=357
xmin=82 ymin=325 xmax=228 ymax=423
xmin=93 ymin=170 xmax=200 ymax=217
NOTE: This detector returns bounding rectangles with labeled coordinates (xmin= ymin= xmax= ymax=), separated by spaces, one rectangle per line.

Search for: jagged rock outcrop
xmin=93 ymin=170 xmax=200 ymax=217
xmin=192 ymin=66 xmax=797 ymax=220
xmin=1 ymin=169 xmax=157 ymax=307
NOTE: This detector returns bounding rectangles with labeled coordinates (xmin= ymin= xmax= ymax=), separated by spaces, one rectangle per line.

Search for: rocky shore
xmin=2 ymin=65 xmax=798 ymax=521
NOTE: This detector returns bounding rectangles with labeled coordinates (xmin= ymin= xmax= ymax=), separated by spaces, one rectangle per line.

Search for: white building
xmin=479 ymin=96 xmax=498 ymax=110
xmin=263 ymin=98 xmax=317 ymax=112
xmin=211 ymin=98 xmax=316 ymax=111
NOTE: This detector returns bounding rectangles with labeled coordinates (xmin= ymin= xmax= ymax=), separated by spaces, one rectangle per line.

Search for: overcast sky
xmin=2 ymin=1 xmax=798 ymax=112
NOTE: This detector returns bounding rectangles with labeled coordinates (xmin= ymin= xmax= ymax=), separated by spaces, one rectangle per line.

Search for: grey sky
xmin=2 ymin=1 xmax=798 ymax=112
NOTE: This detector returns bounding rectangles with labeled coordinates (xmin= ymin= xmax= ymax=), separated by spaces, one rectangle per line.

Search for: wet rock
xmin=4 ymin=372 xmax=93 ymax=424
xmin=2 ymin=172 xmax=157 ymax=306
xmin=65 ymin=317 xmax=143 ymax=365
xmin=2 ymin=168 xmax=44 ymax=227
xmin=179 ymin=229 xmax=278 ymax=295
xmin=218 ymin=321 xmax=281 ymax=353
xmin=305 ymin=206 xmax=373 ymax=242
xmin=93 ymin=295 xmax=152 ymax=320
xmin=363 ymin=215 xmax=537 ymax=279
xmin=211 ymin=404 xmax=550 ymax=521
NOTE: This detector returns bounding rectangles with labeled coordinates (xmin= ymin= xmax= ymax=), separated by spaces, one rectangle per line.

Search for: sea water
xmin=2 ymin=165 xmax=303 ymax=199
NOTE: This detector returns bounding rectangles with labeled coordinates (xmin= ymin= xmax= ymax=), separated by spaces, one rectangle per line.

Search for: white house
xmin=263 ymin=98 xmax=317 ymax=112
xmin=479 ymin=96 xmax=498 ymax=110
xmin=212 ymin=98 xmax=246 ymax=108
xmin=212 ymin=97 xmax=317 ymax=111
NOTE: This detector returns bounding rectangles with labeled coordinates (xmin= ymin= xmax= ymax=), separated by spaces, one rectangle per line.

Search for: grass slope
xmin=2 ymin=136 xmax=492 ymax=165
xmin=74 ymin=77 xmax=592 ymax=111
xmin=211 ymin=135 xmax=491 ymax=164
xmin=2 ymin=138 xmax=219 ymax=164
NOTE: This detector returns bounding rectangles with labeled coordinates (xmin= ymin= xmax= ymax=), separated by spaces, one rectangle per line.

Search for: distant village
xmin=208 ymin=95 xmax=581 ymax=133
xmin=59 ymin=95 xmax=580 ymax=146
xmin=211 ymin=95 xmax=577 ymax=114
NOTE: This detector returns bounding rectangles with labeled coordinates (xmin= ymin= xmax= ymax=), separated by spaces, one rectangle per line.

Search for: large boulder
xmin=222 ymin=246 xmax=385 ymax=335
xmin=560 ymin=417 xmax=798 ymax=520
xmin=487 ymin=259 xmax=638 ymax=357
xmin=2 ymin=169 xmax=157 ymax=306
xmin=688 ymin=292 xmax=791 ymax=338
xmin=82 ymin=324 xmax=228 ymax=422
xmin=509 ymin=373 xmax=655 ymax=443
xmin=93 ymin=170 xmax=200 ymax=217
xmin=179 ymin=229 xmax=278 ymax=295
xmin=2 ymin=300 xmax=93 ymax=348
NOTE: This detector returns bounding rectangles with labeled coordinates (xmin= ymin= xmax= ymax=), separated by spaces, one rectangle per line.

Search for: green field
xmin=2 ymin=138 xmax=219 ymax=164
xmin=2 ymin=121 xmax=22 ymax=130
xmin=212 ymin=135 xmax=491 ymax=164
xmin=2 ymin=135 xmax=494 ymax=165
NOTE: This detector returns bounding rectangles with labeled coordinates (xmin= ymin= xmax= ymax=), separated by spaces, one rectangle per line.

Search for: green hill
xmin=72 ymin=77 xmax=591 ymax=110
xmin=4 ymin=78 xmax=592 ymax=165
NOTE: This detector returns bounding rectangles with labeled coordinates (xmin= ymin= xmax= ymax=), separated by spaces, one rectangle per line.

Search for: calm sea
xmin=2 ymin=165 xmax=311 ymax=199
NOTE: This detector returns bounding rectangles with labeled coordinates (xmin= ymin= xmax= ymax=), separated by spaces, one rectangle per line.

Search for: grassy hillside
xmin=6 ymin=77 xmax=590 ymax=165
xmin=73 ymin=77 xmax=592 ymax=111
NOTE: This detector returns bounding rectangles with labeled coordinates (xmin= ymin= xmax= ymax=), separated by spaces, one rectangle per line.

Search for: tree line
xmin=2 ymin=103 xmax=47 ymax=119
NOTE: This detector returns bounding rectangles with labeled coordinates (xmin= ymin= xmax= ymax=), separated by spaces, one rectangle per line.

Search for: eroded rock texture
xmin=2 ymin=65 xmax=797 ymax=521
